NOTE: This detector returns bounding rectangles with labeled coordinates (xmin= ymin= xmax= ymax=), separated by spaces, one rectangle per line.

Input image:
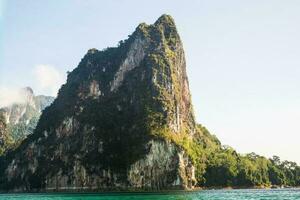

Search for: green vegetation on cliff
xmin=162 ymin=119 xmax=300 ymax=188
xmin=0 ymin=115 xmax=14 ymax=155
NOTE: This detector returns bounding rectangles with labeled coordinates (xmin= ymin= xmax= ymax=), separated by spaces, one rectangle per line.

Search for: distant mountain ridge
xmin=0 ymin=87 xmax=54 ymax=155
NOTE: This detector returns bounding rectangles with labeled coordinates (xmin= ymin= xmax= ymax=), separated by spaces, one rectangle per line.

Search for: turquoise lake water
xmin=0 ymin=189 xmax=300 ymax=200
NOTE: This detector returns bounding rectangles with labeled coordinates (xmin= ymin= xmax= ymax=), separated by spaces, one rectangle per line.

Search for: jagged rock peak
xmin=154 ymin=14 xmax=176 ymax=27
xmin=19 ymin=87 xmax=34 ymax=103
xmin=135 ymin=14 xmax=178 ymax=38
xmin=0 ymin=15 xmax=197 ymax=192
xmin=21 ymin=87 xmax=34 ymax=95
xmin=87 ymin=48 xmax=99 ymax=54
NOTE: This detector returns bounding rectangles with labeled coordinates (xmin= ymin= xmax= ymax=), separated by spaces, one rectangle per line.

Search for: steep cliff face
xmin=0 ymin=114 xmax=13 ymax=155
xmin=0 ymin=15 xmax=214 ymax=192
xmin=0 ymin=87 xmax=54 ymax=155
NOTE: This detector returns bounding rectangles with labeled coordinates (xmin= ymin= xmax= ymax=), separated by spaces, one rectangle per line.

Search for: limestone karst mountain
xmin=0 ymin=14 xmax=221 ymax=191
xmin=0 ymin=87 xmax=54 ymax=155
xmin=1 ymin=14 xmax=299 ymax=192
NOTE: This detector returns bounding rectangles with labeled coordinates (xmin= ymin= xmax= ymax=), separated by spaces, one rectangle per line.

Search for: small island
xmin=0 ymin=15 xmax=299 ymax=193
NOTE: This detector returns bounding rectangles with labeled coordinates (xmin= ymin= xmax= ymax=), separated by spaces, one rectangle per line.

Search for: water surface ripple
xmin=0 ymin=189 xmax=300 ymax=200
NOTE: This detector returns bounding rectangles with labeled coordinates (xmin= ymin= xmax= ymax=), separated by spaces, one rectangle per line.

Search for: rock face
xmin=0 ymin=15 xmax=200 ymax=191
xmin=0 ymin=87 xmax=54 ymax=155
xmin=0 ymin=114 xmax=12 ymax=155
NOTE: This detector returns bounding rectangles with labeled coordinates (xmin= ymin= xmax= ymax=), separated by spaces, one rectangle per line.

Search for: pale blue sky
xmin=0 ymin=0 xmax=299 ymax=164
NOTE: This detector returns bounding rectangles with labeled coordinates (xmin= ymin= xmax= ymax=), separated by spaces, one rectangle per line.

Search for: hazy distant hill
xmin=0 ymin=87 xmax=54 ymax=155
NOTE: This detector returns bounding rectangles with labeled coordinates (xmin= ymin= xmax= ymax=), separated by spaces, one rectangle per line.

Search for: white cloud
xmin=0 ymin=87 xmax=27 ymax=107
xmin=0 ymin=65 xmax=65 ymax=108
xmin=33 ymin=65 xmax=65 ymax=96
